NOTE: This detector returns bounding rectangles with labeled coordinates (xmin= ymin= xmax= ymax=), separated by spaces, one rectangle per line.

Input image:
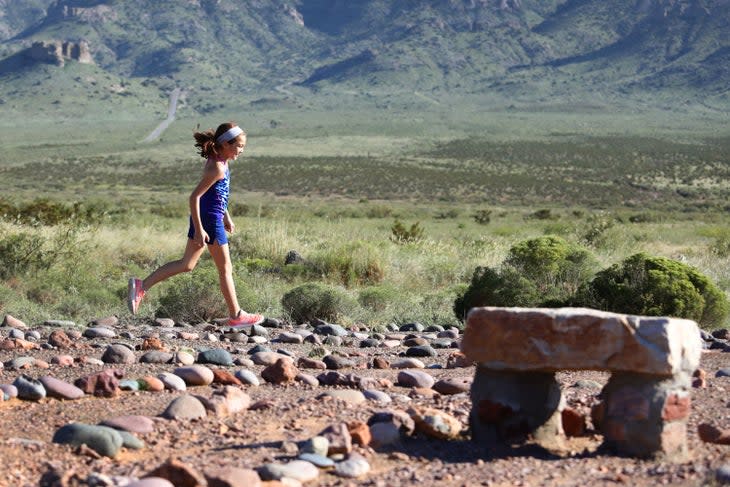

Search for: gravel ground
xmin=1 ymin=317 xmax=729 ymax=487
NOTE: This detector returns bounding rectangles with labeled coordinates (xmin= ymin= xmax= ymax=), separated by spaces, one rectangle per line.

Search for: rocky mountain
xmin=0 ymin=0 xmax=727 ymax=114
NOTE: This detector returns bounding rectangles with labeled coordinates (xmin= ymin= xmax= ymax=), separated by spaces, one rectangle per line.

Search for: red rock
xmin=49 ymin=330 xmax=73 ymax=349
xmin=347 ymin=421 xmax=372 ymax=447
xmin=698 ymin=423 xmax=730 ymax=444
xmin=74 ymin=369 xmax=123 ymax=397
xmin=261 ymin=358 xmax=298 ymax=384
xmin=662 ymin=393 xmax=691 ymax=421
xmin=205 ymin=466 xmax=261 ymax=487
xmin=51 ymin=355 xmax=75 ymax=367
xmin=141 ymin=375 xmax=165 ymax=392
xmin=211 ymin=369 xmax=242 ymax=386
xmin=372 ymin=357 xmax=390 ymax=369
xmin=446 ymin=351 xmax=472 ymax=368
xmin=319 ymin=422 xmax=352 ymax=455
xmin=142 ymin=337 xmax=167 ymax=351
xmin=561 ymin=406 xmax=587 ymax=437
xmin=144 ymin=457 xmax=206 ymax=487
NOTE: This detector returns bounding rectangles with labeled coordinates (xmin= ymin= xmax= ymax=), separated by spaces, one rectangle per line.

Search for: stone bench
xmin=461 ymin=307 xmax=702 ymax=461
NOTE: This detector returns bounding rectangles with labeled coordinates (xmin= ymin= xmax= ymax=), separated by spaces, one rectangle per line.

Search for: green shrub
xmin=576 ymin=252 xmax=729 ymax=329
xmin=391 ymin=219 xmax=424 ymax=243
xmin=505 ymin=235 xmax=597 ymax=296
xmin=0 ymin=224 xmax=90 ymax=279
xmin=453 ymin=266 xmax=539 ymax=321
xmin=473 ymin=209 xmax=492 ymax=225
xmin=281 ymin=282 xmax=351 ymax=323
xmin=156 ymin=266 xmax=232 ymax=322
xmin=453 ymin=236 xmax=597 ymax=321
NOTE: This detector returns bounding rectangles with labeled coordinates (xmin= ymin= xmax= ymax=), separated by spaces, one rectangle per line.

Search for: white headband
xmin=216 ymin=126 xmax=244 ymax=144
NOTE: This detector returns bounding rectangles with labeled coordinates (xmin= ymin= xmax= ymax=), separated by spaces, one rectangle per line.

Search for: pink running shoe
xmin=127 ymin=278 xmax=145 ymax=315
xmin=228 ymin=310 xmax=265 ymax=327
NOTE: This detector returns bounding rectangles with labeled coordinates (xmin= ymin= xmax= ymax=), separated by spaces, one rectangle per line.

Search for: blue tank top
xmin=199 ymin=161 xmax=230 ymax=221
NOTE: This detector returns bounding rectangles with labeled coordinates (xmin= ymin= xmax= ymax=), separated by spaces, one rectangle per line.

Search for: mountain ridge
xmin=0 ymin=0 xmax=727 ymax=116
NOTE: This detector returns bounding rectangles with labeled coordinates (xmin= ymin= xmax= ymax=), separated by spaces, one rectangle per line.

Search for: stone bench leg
xmin=596 ymin=372 xmax=691 ymax=461
xmin=470 ymin=366 xmax=564 ymax=450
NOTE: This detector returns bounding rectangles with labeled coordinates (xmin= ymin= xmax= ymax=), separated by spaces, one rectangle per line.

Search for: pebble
xmin=157 ymin=372 xmax=187 ymax=391
xmin=154 ymin=318 xmax=175 ymax=327
xmin=315 ymin=324 xmax=349 ymax=337
xmin=119 ymin=380 xmax=141 ymax=391
xmin=717 ymin=465 xmax=730 ymax=485
xmin=5 ymin=356 xmax=36 ymax=369
xmin=277 ymin=332 xmax=304 ymax=344
xmin=161 ymin=394 xmax=207 ymax=420
xmin=319 ymin=389 xmax=366 ymax=405
xmin=323 ymin=355 xmax=356 ymax=370
xmin=204 ymin=467 xmax=261 ymax=487
xmin=126 ymin=478 xmax=174 ymax=487
xmin=90 ymin=316 xmax=119 ymax=327
xmin=403 ymin=337 xmax=428 ymax=347
xmin=117 ymin=429 xmax=144 ymax=449
xmin=573 ymin=379 xmax=603 ymax=389
xmin=197 ymin=348 xmax=233 ymax=366
xmin=234 ymin=369 xmax=260 ymax=386
xmin=52 ymin=423 xmax=123 ymax=457
xmin=297 ymin=357 xmax=327 ymax=369
xmin=295 ymin=373 xmax=320 ymax=387
xmin=298 ymin=453 xmax=334 ymax=468
xmin=83 ymin=327 xmax=117 ymax=338
xmin=359 ymin=338 xmax=380 ymax=348
xmin=430 ymin=338 xmax=456 ymax=349
xmin=140 ymin=375 xmax=165 ymax=392
xmin=51 ymin=355 xmax=75 ymax=366
xmin=139 ymin=351 xmax=174 ymax=364
xmin=174 ymin=365 xmax=214 ymax=386
xmin=39 ymin=375 xmax=85 ymax=400
xmin=363 ymin=389 xmax=392 ymax=404
xmin=0 ymin=384 xmax=18 ymax=398
xmin=13 ymin=375 xmax=46 ymax=401
xmin=251 ymin=351 xmax=288 ymax=366
xmin=299 ymin=436 xmax=329 ymax=456
xmin=44 ymin=320 xmax=76 ymax=327
xmin=100 ymin=415 xmax=155 ymax=433
xmin=433 ymin=377 xmax=471 ymax=395
xmin=334 ymin=453 xmax=371 ymax=478
xmin=7 ymin=328 xmax=25 ymax=339
xmin=391 ymin=358 xmax=425 ymax=369
xmin=406 ymin=345 xmax=437 ymax=357
xmin=262 ymin=358 xmax=299 ymax=384
xmin=2 ymin=314 xmax=27 ymax=329
xmin=369 ymin=422 xmax=401 ymax=447
xmin=324 ymin=336 xmax=343 ymax=347
xmin=397 ymin=370 xmax=435 ymax=389
xmin=399 ymin=323 xmax=424 ymax=332
xmin=102 ymin=344 xmax=136 ymax=364
xmin=174 ymin=351 xmax=195 ymax=365
xmin=258 ymin=460 xmax=320 ymax=482
xmin=716 ymin=368 xmax=730 ymax=378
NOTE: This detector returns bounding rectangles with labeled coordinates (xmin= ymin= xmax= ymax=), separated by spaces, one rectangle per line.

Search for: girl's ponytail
xmin=193 ymin=122 xmax=240 ymax=159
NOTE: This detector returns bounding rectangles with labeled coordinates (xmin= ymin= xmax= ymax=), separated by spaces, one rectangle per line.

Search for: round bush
xmin=282 ymin=282 xmax=351 ymax=323
xmin=453 ymin=266 xmax=539 ymax=322
xmin=576 ymin=252 xmax=729 ymax=329
xmin=454 ymin=236 xmax=597 ymax=322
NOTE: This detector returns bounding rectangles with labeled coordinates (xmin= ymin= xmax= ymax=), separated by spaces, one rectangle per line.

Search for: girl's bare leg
xmin=142 ymin=239 xmax=205 ymax=291
xmin=208 ymin=242 xmax=239 ymax=317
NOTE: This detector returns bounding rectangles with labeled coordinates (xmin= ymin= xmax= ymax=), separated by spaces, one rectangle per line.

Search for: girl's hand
xmin=194 ymin=230 xmax=209 ymax=247
xmin=224 ymin=215 xmax=235 ymax=234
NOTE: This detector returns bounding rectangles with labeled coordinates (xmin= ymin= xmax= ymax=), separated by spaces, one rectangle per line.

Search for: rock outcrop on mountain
xmin=27 ymin=40 xmax=92 ymax=66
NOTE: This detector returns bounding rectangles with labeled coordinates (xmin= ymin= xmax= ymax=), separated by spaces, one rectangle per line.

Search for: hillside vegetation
xmin=0 ymin=0 xmax=727 ymax=115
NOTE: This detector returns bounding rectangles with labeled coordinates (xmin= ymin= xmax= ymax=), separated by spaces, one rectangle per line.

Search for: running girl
xmin=127 ymin=122 xmax=265 ymax=327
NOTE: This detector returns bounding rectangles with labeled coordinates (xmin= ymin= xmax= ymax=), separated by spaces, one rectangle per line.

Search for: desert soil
xmin=1 ymin=316 xmax=729 ymax=487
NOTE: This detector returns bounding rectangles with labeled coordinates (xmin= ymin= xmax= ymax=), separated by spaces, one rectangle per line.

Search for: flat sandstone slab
xmin=462 ymin=307 xmax=701 ymax=376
